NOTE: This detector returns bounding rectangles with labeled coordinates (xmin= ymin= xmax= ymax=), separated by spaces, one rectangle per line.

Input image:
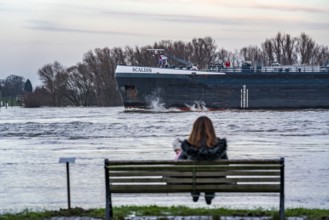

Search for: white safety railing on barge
xmin=212 ymin=66 xmax=328 ymax=73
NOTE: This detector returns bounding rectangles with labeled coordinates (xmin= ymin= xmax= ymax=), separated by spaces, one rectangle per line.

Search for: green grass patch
xmin=0 ymin=206 xmax=329 ymax=220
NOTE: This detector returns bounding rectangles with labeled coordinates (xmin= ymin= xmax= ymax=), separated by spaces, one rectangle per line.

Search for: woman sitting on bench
xmin=177 ymin=116 xmax=228 ymax=205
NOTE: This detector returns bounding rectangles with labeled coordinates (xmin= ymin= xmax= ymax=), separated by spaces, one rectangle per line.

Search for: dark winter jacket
xmin=178 ymin=138 xmax=228 ymax=161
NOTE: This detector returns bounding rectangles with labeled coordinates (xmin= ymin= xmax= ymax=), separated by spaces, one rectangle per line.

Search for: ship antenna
xmin=147 ymin=48 xmax=165 ymax=54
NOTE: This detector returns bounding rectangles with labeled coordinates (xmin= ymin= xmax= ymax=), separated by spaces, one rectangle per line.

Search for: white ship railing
xmin=210 ymin=65 xmax=328 ymax=73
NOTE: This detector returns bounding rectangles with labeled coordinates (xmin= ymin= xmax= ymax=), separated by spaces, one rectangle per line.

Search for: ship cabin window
xmin=125 ymin=85 xmax=137 ymax=98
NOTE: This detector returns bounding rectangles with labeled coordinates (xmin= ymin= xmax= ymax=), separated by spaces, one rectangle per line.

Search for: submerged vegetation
xmin=1 ymin=206 xmax=329 ymax=220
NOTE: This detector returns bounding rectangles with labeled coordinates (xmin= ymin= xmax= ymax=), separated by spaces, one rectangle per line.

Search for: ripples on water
xmin=0 ymin=107 xmax=329 ymax=213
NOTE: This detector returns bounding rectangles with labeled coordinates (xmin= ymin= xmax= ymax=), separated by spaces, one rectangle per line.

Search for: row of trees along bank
xmin=0 ymin=75 xmax=32 ymax=107
xmin=1 ymin=32 xmax=329 ymax=107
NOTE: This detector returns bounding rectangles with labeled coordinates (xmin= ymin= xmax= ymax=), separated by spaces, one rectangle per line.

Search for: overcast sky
xmin=1 ymin=0 xmax=328 ymax=86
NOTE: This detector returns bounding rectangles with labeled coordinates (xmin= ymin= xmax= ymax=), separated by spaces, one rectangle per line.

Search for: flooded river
xmin=0 ymin=107 xmax=328 ymax=213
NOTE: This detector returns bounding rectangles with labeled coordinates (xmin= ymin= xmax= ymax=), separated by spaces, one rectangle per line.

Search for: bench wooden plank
xmin=109 ymin=170 xmax=281 ymax=177
xmin=106 ymin=159 xmax=282 ymax=165
xmin=109 ymin=177 xmax=281 ymax=184
xmin=110 ymin=184 xmax=281 ymax=193
xmin=108 ymin=165 xmax=281 ymax=171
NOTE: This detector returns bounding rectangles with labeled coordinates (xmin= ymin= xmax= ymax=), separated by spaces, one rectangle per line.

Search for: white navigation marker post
xmin=59 ymin=157 xmax=76 ymax=209
xmin=241 ymin=85 xmax=249 ymax=108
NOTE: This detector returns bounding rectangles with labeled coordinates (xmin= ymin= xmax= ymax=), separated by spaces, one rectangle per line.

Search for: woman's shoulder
xmin=216 ymin=137 xmax=228 ymax=156
xmin=208 ymin=138 xmax=227 ymax=154
xmin=181 ymin=139 xmax=192 ymax=149
xmin=216 ymin=137 xmax=227 ymax=147
xmin=181 ymin=138 xmax=226 ymax=148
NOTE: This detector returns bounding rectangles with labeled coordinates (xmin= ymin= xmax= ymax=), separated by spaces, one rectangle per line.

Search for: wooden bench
xmin=104 ymin=158 xmax=285 ymax=220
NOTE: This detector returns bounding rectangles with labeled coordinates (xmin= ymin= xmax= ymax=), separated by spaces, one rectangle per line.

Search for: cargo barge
xmin=115 ymin=59 xmax=329 ymax=110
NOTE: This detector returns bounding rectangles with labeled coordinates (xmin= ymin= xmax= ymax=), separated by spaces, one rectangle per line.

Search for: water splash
xmin=144 ymin=88 xmax=171 ymax=112
xmin=147 ymin=97 xmax=166 ymax=111
xmin=186 ymin=101 xmax=209 ymax=111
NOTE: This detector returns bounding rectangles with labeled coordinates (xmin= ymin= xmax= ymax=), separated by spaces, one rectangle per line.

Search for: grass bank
xmin=1 ymin=206 xmax=329 ymax=220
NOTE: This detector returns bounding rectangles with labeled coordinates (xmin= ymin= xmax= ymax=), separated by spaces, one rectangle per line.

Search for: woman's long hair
xmin=188 ymin=116 xmax=217 ymax=147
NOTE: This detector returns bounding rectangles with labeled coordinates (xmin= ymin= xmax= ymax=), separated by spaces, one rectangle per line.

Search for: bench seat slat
xmin=110 ymin=184 xmax=281 ymax=193
xmin=109 ymin=171 xmax=281 ymax=177
xmin=106 ymin=159 xmax=281 ymax=166
xmin=110 ymin=177 xmax=280 ymax=184
xmin=165 ymin=177 xmax=281 ymax=183
xmin=110 ymin=178 xmax=165 ymax=183
xmin=108 ymin=165 xmax=281 ymax=171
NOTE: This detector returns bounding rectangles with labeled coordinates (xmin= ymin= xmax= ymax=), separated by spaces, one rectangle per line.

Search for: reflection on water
xmin=0 ymin=107 xmax=329 ymax=213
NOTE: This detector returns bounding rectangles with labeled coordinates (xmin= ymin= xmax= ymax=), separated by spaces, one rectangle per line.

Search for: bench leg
xmin=105 ymin=193 xmax=113 ymax=220
xmin=279 ymin=157 xmax=285 ymax=220
xmin=105 ymin=159 xmax=113 ymax=220
xmin=279 ymin=192 xmax=285 ymax=220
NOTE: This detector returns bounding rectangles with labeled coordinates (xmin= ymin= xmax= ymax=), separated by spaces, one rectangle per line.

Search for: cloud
xmin=101 ymin=10 xmax=241 ymax=25
xmin=24 ymin=20 xmax=152 ymax=37
xmin=102 ymin=10 xmax=329 ymax=30
xmin=254 ymin=3 xmax=328 ymax=13
xmin=22 ymin=7 xmax=329 ymax=40
xmin=0 ymin=2 xmax=14 ymax=12
xmin=188 ymin=0 xmax=328 ymax=14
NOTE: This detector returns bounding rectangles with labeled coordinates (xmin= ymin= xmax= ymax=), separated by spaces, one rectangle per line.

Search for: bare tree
xmin=272 ymin=32 xmax=284 ymax=64
xmin=261 ymin=33 xmax=297 ymax=65
xmin=133 ymin=46 xmax=155 ymax=66
xmin=214 ymin=48 xmax=229 ymax=66
xmin=261 ymin=39 xmax=275 ymax=65
xmin=38 ymin=63 xmax=55 ymax=105
xmin=124 ymin=46 xmax=139 ymax=66
xmin=83 ymin=49 xmax=106 ymax=106
xmin=240 ymin=46 xmax=264 ymax=65
xmin=315 ymin=45 xmax=329 ymax=66
xmin=83 ymin=48 xmax=122 ymax=106
xmin=38 ymin=61 xmax=66 ymax=106
xmin=54 ymin=71 xmax=69 ymax=106
xmin=111 ymin=47 xmax=126 ymax=66
xmin=155 ymin=40 xmax=192 ymax=67
xmin=24 ymin=86 xmax=52 ymax=107
xmin=65 ymin=64 xmax=96 ymax=106
xmin=297 ymin=32 xmax=317 ymax=65
xmin=188 ymin=37 xmax=217 ymax=69
xmin=172 ymin=40 xmax=190 ymax=62
xmin=282 ymin=34 xmax=297 ymax=65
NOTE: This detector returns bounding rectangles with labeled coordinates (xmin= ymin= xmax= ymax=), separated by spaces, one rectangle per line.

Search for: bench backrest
xmin=105 ymin=159 xmax=284 ymax=194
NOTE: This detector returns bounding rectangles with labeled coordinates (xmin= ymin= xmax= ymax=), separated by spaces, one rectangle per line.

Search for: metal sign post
xmin=59 ymin=157 xmax=76 ymax=209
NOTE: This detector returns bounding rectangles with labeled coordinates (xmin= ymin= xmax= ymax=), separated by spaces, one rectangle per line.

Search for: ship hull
xmin=115 ymin=66 xmax=329 ymax=110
